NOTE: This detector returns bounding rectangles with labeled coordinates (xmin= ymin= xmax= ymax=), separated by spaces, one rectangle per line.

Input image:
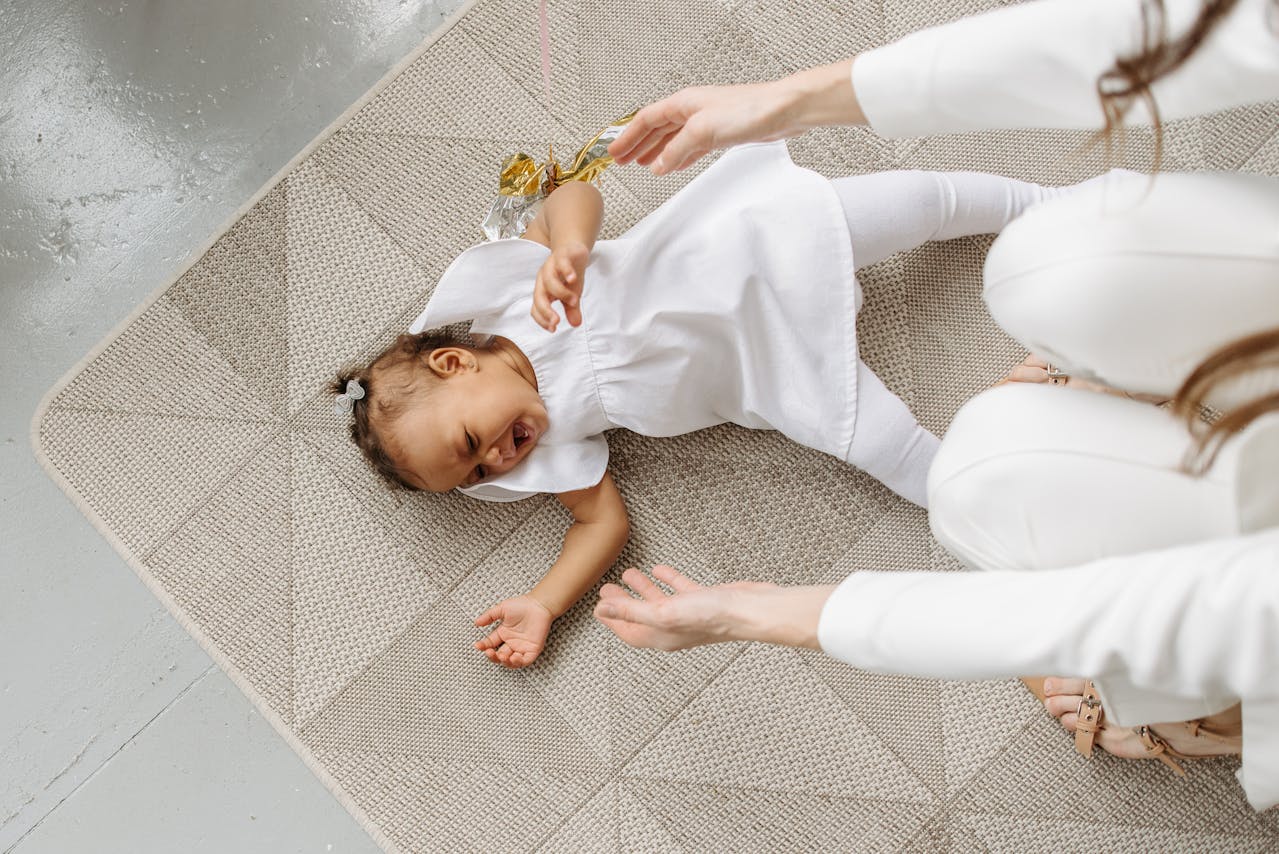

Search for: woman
xmin=598 ymin=0 xmax=1279 ymax=810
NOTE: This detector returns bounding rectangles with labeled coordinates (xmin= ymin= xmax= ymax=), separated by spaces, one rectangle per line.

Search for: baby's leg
xmin=831 ymin=170 xmax=1111 ymax=270
xmin=846 ymin=359 xmax=940 ymax=507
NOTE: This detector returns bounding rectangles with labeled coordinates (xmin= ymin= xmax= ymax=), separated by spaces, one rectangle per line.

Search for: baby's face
xmin=391 ymin=355 xmax=548 ymax=492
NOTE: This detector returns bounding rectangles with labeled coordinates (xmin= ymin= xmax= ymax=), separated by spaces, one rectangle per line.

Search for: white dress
xmin=409 ymin=142 xmax=859 ymax=502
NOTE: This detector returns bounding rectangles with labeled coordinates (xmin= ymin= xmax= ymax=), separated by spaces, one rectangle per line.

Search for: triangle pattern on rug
xmin=309 ymin=746 xmax=608 ymax=854
xmin=344 ymin=26 xmax=572 ymax=143
xmin=624 ymin=644 xmax=935 ymax=804
xmin=51 ymin=296 xmax=278 ymax=424
xmin=956 ymin=811 xmax=1278 ymax=853
xmin=290 ymin=436 xmax=439 ymax=725
xmin=311 ymin=130 xmax=545 ymax=278
xmin=458 ymin=0 xmax=587 ymax=135
xmin=37 ymin=408 xmax=278 ymax=559
xmin=624 ymin=777 xmax=938 ymax=853
xmin=949 ymin=707 xmax=1267 ymax=838
xmin=169 ymin=182 xmax=290 ymax=414
xmin=300 ymin=596 xmax=604 ymax=774
xmin=538 ymin=780 xmax=684 ymax=854
xmin=283 ymin=158 xmax=434 ymax=412
xmin=800 ymin=650 xmax=947 ymax=796
xmin=147 ymin=433 xmax=295 ymax=724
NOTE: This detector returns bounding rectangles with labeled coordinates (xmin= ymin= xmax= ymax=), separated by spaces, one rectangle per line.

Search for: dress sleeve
xmin=458 ymin=433 xmax=610 ymax=503
xmin=851 ymin=0 xmax=1279 ymax=139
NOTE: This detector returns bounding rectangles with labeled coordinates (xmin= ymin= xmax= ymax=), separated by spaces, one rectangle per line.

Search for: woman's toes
xmin=1059 ymin=712 xmax=1078 ymax=733
xmin=1045 ymin=694 xmax=1081 ymax=718
xmin=1043 ymin=677 xmax=1088 ymax=697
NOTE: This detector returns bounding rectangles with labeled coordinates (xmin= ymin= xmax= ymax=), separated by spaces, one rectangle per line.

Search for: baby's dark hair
xmin=332 ymin=330 xmax=495 ymax=490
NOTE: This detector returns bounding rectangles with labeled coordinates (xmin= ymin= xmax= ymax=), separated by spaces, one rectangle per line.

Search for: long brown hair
xmin=1171 ymin=329 xmax=1279 ymax=472
xmin=1094 ymin=0 xmax=1244 ymax=171
xmin=1099 ymin=0 xmax=1279 ymax=471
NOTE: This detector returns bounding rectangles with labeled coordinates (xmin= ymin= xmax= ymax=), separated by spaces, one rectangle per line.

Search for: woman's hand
xmin=531 ymin=242 xmax=589 ymax=332
xmin=594 ymin=565 xmax=782 ymax=650
xmin=474 ymin=595 xmax=555 ymax=668
xmin=608 ymin=60 xmax=863 ymax=176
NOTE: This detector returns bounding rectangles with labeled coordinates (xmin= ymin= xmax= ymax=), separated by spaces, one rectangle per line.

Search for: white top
xmin=817 ymin=528 xmax=1279 ymax=811
xmin=409 ymin=142 xmax=858 ymax=501
xmin=853 ymin=0 xmax=1279 ymax=138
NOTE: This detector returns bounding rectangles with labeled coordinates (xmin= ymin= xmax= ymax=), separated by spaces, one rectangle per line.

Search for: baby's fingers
xmin=531 ymin=278 xmax=559 ymax=332
xmin=475 ymin=627 xmax=505 ymax=650
xmin=543 ymin=279 xmax=582 ymax=328
xmin=555 ymin=254 xmax=579 ymax=283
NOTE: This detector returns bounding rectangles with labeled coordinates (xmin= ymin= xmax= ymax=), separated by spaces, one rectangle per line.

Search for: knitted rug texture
xmin=35 ymin=0 xmax=1279 ymax=850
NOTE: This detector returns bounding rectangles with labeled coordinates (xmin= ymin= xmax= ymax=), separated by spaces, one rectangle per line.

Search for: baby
xmin=334 ymin=141 xmax=1088 ymax=668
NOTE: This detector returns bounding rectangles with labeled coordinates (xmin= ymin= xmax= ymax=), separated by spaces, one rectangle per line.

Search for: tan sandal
xmin=999 ymin=355 xmax=1170 ymax=404
xmin=1021 ymin=677 xmax=1241 ymax=776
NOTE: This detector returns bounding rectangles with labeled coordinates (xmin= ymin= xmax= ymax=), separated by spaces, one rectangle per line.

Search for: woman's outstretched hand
xmin=607 ymin=83 xmax=796 ymax=176
xmin=608 ymin=60 xmax=864 ymax=176
xmin=474 ymin=595 xmax=554 ymax=668
xmin=594 ymin=565 xmax=783 ymax=650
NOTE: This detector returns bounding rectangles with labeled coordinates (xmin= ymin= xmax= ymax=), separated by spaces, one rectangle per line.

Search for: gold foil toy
xmin=481 ymin=111 xmax=636 ymax=241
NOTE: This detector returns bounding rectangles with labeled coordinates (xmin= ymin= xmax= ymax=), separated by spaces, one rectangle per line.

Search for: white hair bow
xmin=333 ymin=379 xmax=366 ymax=415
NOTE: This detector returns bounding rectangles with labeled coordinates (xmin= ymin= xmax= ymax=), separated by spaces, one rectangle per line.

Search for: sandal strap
xmin=1184 ymin=716 xmax=1244 ymax=751
xmin=1073 ymin=681 xmax=1104 ymax=758
xmin=1157 ymin=718 xmax=1244 ymax=756
xmin=1137 ymin=726 xmax=1188 ymax=777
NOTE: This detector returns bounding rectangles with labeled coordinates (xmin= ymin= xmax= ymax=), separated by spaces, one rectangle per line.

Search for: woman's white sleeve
xmin=817 ymin=528 xmax=1279 ymax=702
xmin=851 ymin=0 xmax=1279 ymax=138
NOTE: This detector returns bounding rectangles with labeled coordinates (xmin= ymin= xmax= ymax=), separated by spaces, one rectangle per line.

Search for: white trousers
xmin=821 ymin=170 xmax=1279 ymax=810
xmin=934 ymin=170 xmax=1279 ymax=566
xmin=922 ymin=170 xmax=1279 ymax=808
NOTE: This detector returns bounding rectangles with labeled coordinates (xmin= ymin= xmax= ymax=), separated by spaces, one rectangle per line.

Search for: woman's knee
xmin=982 ymin=171 xmax=1279 ymax=396
xmin=928 ymin=385 xmax=1239 ymax=572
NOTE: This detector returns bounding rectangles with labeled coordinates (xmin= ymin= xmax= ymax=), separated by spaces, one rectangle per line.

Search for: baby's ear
xmin=425 ymin=346 xmax=477 ymax=377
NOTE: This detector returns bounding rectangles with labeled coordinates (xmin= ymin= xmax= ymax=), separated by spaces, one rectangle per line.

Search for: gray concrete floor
xmin=0 ymin=1 xmax=466 ymax=850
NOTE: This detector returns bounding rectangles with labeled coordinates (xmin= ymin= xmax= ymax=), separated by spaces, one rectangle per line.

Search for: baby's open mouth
xmin=513 ymin=421 xmax=531 ymax=450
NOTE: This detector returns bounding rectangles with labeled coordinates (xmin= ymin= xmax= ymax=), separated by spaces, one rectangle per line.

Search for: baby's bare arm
xmin=472 ymin=471 xmax=628 ymax=668
xmin=521 ymin=181 xmax=603 ymax=252
xmin=533 ymin=470 xmax=630 ymax=617
xmin=523 ymin=183 xmax=605 ymax=331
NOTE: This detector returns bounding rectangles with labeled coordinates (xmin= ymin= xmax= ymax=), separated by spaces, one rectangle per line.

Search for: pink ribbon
xmin=539 ymin=0 xmax=552 ymax=104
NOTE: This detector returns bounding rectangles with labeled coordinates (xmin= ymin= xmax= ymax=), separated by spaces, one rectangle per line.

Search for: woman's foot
xmin=1037 ymin=677 xmax=1241 ymax=763
xmin=1001 ymin=354 xmax=1169 ymax=404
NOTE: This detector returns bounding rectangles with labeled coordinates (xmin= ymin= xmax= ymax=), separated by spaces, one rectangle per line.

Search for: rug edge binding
xmin=28 ymin=1 xmax=491 ymax=851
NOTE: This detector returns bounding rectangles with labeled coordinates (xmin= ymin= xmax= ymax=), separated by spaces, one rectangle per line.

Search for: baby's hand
xmin=473 ymin=594 xmax=554 ymax=668
xmin=531 ymin=243 xmax=588 ymax=332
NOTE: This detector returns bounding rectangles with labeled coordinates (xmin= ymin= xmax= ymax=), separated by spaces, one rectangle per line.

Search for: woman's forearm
xmin=728 ymin=584 xmax=837 ymax=650
xmin=780 ymin=59 xmax=866 ymax=133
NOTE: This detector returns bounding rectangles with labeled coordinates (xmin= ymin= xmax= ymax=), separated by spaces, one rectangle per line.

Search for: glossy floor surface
xmin=1 ymin=1 xmax=464 ymax=850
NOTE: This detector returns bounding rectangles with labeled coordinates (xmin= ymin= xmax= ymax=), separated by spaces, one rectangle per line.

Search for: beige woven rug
xmin=34 ymin=0 xmax=1279 ymax=850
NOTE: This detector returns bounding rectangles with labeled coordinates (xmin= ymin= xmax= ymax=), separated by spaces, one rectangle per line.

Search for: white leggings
xmin=830 ymin=169 xmax=1095 ymax=506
